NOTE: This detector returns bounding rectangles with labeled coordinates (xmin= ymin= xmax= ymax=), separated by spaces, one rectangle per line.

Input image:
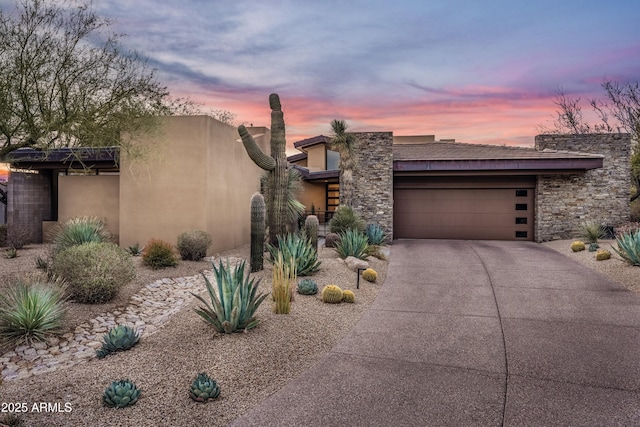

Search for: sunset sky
xmin=73 ymin=1 xmax=640 ymax=149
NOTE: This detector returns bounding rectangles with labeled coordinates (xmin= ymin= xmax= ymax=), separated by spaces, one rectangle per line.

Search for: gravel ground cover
xmin=0 ymin=243 xmax=387 ymax=427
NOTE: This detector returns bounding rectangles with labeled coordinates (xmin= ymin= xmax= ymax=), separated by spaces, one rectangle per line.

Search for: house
xmin=5 ymin=116 xmax=270 ymax=253
xmin=4 ymin=113 xmax=630 ymax=246
xmin=288 ymin=133 xmax=631 ymax=242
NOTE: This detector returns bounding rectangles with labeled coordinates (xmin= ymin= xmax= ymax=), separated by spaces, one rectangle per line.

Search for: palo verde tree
xmin=540 ymin=79 xmax=640 ymax=201
xmin=0 ymin=0 xmax=183 ymax=159
xmin=330 ymin=119 xmax=357 ymax=207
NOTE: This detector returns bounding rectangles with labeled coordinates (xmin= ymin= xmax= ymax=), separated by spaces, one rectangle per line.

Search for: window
xmin=515 ymin=217 xmax=527 ymax=224
xmin=326 ymin=150 xmax=339 ymax=170
xmin=515 ymin=204 xmax=528 ymax=211
xmin=515 ymin=189 xmax=528 ymax=197
xmin=516 ymin=231 xmax=528 ymax=238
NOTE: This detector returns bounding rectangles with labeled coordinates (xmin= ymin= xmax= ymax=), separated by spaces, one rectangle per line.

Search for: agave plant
xmin=96 ymin=325 xmax=140 ymax=359
xmin=191 ymin=260 xmax=268 ymax=334
xmin=126 ymin=243 xmax=144 ymax=256
xmin=103 ymin=379 xmax=141 ymax=408
xmin=365 ymin=223 xmax=387 ymax=246
xmin=0 ymin=277 xmax=67 ymax=345
xmin=297 ymin=278 xmax=318 ymax=295
xmin=189 ymin=372 xmax=221 ymax=403
xmin=335 ymin=229 xmax=369 ymax=260
xmin=267 ymin=233 xmax=321 ymax=276
xmin=613 ymin=230 xmax=640 ymax=265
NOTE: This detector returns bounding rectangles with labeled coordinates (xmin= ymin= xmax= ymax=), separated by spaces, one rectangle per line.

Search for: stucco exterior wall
xmin=351 ymin=132 xmax=394 ymax=239
xmin=535 ymin=133 xmax=631 ymax=241
xmin=306 ymin=145 xmax=326 ymax=172
xmin=119 ymin=116 xmax=267 ymax=253
xmin=298 ymin=182 xmax=327 ymax=213
xmin=58 ymin=175 xmax=120 ymax=241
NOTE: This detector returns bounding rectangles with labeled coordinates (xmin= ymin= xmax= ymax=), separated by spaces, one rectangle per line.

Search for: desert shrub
xmin=191 ymin=259 xmax=268 ymax=333
xmin=52 ymin=216 xmax=111 ymax=253
xmin=177 ymin=230 xmax=212 ymax=261
xmin=364 ymin=244 xmax=387 ymax=260
xmin=616 ymin=222 xmax=640 ymax=237
xmin=570 ymin=241 xmax=585 ymax=252
xmin=328 ymin=206 xmax=366 ymax=235
xmin=613 ymin=230 xmax=640 ymax=265
xmin=267 ymin=233 xmax=320 ymax=276
xmin=335 ymin=229 xmax=369 ymax=260
xmin=143 ymin=239 xmax=178 ymax=269
xmin=52 ymin=242 xmax=135 ymax=303
xmin=578 ymin=221 xmax=607 ymax=243
xmin=365 ymin=223 xmax=387 ymax=246
xmin=324 ymin=232 xmax=341 ymax=248
xmin=0 ymin=275 xmax=67 ymax=345
xmin=6 ymin=225 xmax=32 ymax=249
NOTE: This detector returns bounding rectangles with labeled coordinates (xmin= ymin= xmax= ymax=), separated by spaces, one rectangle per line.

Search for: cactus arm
xmin=238 ymin=125 xmax=276 ymax=171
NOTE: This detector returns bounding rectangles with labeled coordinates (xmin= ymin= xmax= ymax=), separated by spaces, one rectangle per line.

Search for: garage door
xmin=394 ymin=176 xmax=535 ymax=240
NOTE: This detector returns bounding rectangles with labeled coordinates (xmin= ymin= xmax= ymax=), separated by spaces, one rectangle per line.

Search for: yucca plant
xmin=52 ymin=216 xmax=111 ymax=253
xmin=191 ymin=260 xmax=268 ymax=334
xmin=613 ymin=230 xmax=640 ymax=265
xmin=272 ymin=253 xmax=295 ymax=314
xmin=0 ymin=276 xmax=67 ymax=345
xmin=96 ymin=325 xmax=140 ymax=359
xmin=365 ymin=223 xmax=387 ymax=246
xmin=335 ymin=229 xmax=369 ymax=260
xmin=579 ymin=221 xmax=607 ymax=243
xmin=267 ymin=233 xmax=320 ymax=276
xmin=328 ymin=205 xmax=366 ymax=235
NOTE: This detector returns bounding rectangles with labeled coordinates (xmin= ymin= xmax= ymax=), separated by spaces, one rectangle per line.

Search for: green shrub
xmin=578 ymin=221 xmax=607 ymax=243
xmin=0 ymin=275 xmax=67 ymax=345
xmin=328 ymin=206 xmax=366 ymax=235
xmin=142 ymin=239 xmax=178 ymax=269
xmin=52 ymin=242 xmax=135 ymax=303
xmin=177 ymin=230 xmax=212 ymax=261
xmin=267 ymin=233 xmax=320 ymax=276
xmin=191 ymin=259 xmax=268 ymax=333
xmin=6 ymin=225 xmax=32 ymax=250
xmin=365 ymin=223 xmax=387 ymax=246
xmin=335 ymin=229 xmax=369 ymax=260
xmin=52 ymin=217 xmax=111 ymax=253
xmin=613 ymin=231 xmax=640 ymax=265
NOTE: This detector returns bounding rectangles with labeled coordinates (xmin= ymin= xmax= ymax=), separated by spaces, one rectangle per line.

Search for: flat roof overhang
xmin=293 ymin=165 xmax=339 ymax=182
xmin=5 ymin=147 xmax=119 ymax=170
xmin=394 ymin=157 xmax=603 ymax=175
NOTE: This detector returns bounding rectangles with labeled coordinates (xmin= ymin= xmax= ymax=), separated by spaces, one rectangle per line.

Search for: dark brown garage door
xmin=394 ymin=176 xmax=535 ymax=240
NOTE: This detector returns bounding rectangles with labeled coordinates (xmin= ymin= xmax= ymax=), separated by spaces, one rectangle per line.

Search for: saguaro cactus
xmin=304 ymin=215 xmax=319 ymax=251
xmin=250 ymin=192 xmax=266 ymax=272
xmin=238 ymin=94 xmax=289 ymax=245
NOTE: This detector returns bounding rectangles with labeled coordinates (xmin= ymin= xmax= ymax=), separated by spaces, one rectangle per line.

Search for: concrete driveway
xmin=231 ymin=240 xmax=640 ymax=426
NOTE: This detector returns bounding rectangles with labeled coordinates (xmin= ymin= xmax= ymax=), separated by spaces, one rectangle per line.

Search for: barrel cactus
xmin=297 ymin=278 xmax=318 ymax=295
xmin=103 ymin=379 xmax=141 ymax=408
xmin=189 ymin=372 xmax=221 ymax=403
xmin=570 ymin=241 xmax=585 ymax=252
xmin=362 ymin=268 xmax=377 ymax=282
xmin=96 ymin=325 xmax=140 ymax=359
xmin=304 ymin=215 xmax=319 ymax=251
xmin=250 ymin=192 xmax=266 ymax=272
xmin=342 ymin=289 xmax=355 ymax=303
xmin=321 ymin=284 xmax=343 ymax=304
xmin=596 ymin=250 xmax=611 ymax=261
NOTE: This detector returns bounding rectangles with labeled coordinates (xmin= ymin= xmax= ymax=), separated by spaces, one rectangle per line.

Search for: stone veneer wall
xmin=349 ymin=132 xmax=394 ymax=239
xmin=535 ymin=134 xmax=630 ymax=241
xmin=7 ymin=171 xmax=52 ymax=243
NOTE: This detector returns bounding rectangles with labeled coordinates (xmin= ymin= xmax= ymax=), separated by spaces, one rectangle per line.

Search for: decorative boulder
xmin=345 ymin=256 xmax=369 ymax=271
